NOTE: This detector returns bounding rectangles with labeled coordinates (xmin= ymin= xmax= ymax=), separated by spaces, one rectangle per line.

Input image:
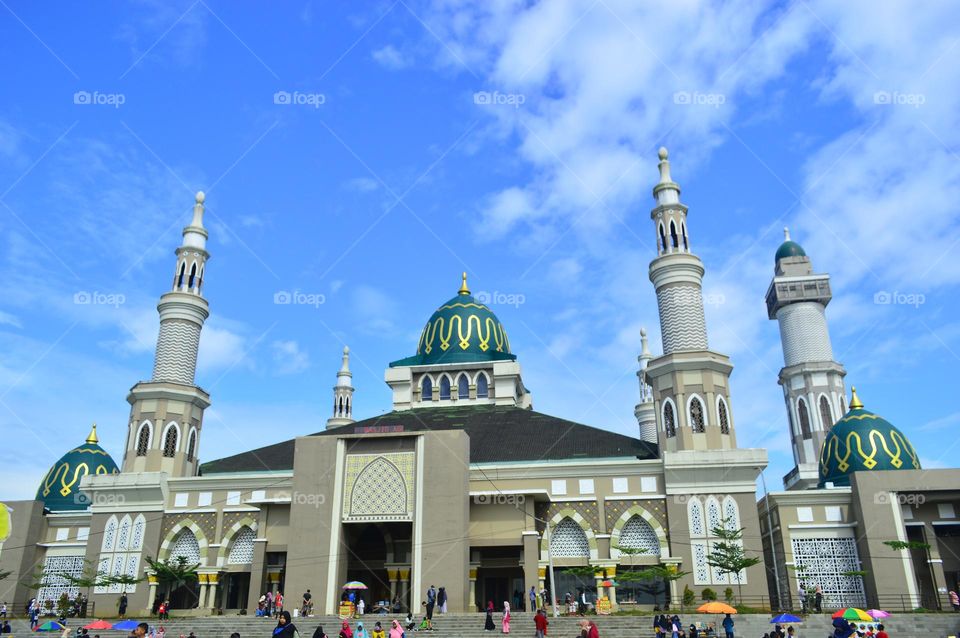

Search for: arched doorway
xmin=343 ymin=524 xmax=390 ymax=607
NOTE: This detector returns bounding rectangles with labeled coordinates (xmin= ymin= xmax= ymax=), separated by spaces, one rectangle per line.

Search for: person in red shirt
xmin=875 ymin=625 xmax=888 ymax=638
xmin=534 ymin=610 xmax=549 ymax=638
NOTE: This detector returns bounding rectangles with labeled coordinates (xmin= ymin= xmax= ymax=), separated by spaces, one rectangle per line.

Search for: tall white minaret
xmin=765 ymin=227 xmax=846 ymax=490
xmin=326 ymin=346 xmax=356 ymax=429
xmin=122 ymin=192 xmax=212 ymax=477
xmin=645 ymin=148 xmax=737 ymax=452
xmin=634 ymin=328 xmax=658 ymax=445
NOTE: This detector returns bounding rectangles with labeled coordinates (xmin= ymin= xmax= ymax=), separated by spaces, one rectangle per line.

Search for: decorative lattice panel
xmin=791 ymin=537 xmax=866 ymax=608
xmin=170 ymin=529 xmax=201 ymax=563
xmin=343 ymin=453 xmax=415 ymax=522
xmin=618 ymin=516 xmax=661 ymax=556
xmin=690 ymin=398 xmax=706 ymax=432
xmin=688 ymin=499 xmax=705 ymax=537
xmin=227 ymin=527 xmax=255 ymax=564
xmin=117 ymin=516 xmax=131 ymax=551
xmin=131 ymin=515 xmax=145 ymax=550
xmin=719 ymin=398 xmax=730 ymax=434
xmin=706 ymin=499 xmax=722 ymax=533
xmin=38 ymin=555 xmax=84 ymax=602
xmin=550 ymin=518 xmax=590 ymax=557
xmin=95 ymin=557 xmax=111 ymax=594
xmin=692 ymin=542 xmax=709 ymax=584
xmin=724 ymin=497 xmax=740 ymax=531
xmin=102 ymin=516 xmax=118 ymax=552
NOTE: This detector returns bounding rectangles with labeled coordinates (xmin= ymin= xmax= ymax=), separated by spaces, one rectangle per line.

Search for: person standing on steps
xmin=529 ymin=587 xmax=537 ymax=612
xmin=484 ymin=602 xmax=495 ymax=631
xmin=721 ymin=613 xmax=734 ymax=638
xmin=501 ymin=601 xmax=510 ymax=634
xmin=118 ymin=593 xmax=128 ymax=618
xmin=425 ymin=586 xmax=436 ymax=624
xmin=274 ymin=611 xmax=300 ymax=638
xmin=814 ymin=586 xmax=822 ymax=614
xmin=534 ymin=609 xmax=548 ymax=638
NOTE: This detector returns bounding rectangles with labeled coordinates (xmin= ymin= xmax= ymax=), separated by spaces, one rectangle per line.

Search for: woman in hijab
xmin=312 ymin=626 xmax=326 ymax=638
xmin=340 ymin=621 xmax=353 ymax=638
xmin=274 ymin=611 xmax=300 ymax=638
xmin=355 ymin=622 xmax=367 ymax=638
xmin=501 ymin=602 xmax=510 ymax=634
xmin=484 ymin=601 xmax=495 ymax=631
xmin=389 ymin=621 xmax=403 ymax=638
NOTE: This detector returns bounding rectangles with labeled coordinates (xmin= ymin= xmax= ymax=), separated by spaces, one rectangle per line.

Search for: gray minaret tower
xmin=766 ymin=228 xmax=846 ymax=490
xmin=122 ymin=192 xmax=212 ymax=477
xmin=326 ymin=346 xmax=355 ymax=429
xmin=646 ymin=148 xmax=737 ymax=452
xmin=634 ymin=328 xmax=658 ymax=445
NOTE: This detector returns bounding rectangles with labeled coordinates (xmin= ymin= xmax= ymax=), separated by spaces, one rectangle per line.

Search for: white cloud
xmin=0 ymin=310 xmax=21 ymax=328
xmin=272 ymin=339 xmax=310 ymax=375
xmin=372 ymin=44 xmax=411 ymax=70
xmin=344 ymin=176 xmax=381 ymax=193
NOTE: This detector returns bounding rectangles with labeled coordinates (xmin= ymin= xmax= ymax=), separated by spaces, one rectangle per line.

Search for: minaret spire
xmin=327 ymin=346 xmax=356 ymax=429
xmin=86 ymin=423 xmax=99 ymax=444
xmin=634 ymin=328 xmax=657 ymax=444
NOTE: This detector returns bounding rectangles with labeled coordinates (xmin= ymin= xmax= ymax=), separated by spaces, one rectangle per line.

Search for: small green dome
xmin=390 ymin=273 xmax=516 ymax=367
xmin=36 ymin=425 xmax=119 ymax=511
xmin=775 ymin=240 xmax=806 ymax=262
xmin=818 ymin=389 xmax=920 ymax=488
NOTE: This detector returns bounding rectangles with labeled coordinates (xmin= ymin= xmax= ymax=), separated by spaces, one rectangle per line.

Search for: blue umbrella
xmin=112 ymin=620 xmax=140 ymax=631
xmin=770 ymin=614 xmax=803 ymax=624
xmin=36 ymin=621 xmax=66 ymax=632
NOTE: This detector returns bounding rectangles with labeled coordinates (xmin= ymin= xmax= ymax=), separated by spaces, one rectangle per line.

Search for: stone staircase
xmin=7 ymin=612 xmax=959 ymax=638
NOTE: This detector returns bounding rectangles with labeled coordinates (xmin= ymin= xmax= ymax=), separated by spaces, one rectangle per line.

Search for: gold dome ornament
xmin=458 ymin=271 xmax=470 ymax=296
xmin=849 ymin=386 xmax=864 ymax=410
xmin=86 ymin=422 xmax=99 ymax=444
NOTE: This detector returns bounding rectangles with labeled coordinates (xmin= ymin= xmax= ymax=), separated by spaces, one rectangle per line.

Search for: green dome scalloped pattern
xmin=818 ymin=405 xmax=920 ymax=488
xmin=36 ymin=428 xmax=119 ymax=511
xmin=390 ymin=283 xmax=516 ymax=367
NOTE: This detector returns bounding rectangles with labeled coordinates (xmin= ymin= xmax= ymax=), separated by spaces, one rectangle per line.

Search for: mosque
xmin=0 ymin=150 xmax=957 ymax=617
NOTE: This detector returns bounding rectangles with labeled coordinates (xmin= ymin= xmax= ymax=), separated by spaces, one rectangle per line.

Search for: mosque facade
xmin=0 ymin=151 xmax=957 ymax=617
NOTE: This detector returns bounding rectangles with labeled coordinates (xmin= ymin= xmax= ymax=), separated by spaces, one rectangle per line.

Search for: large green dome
xmin=775 ymin=240 xmax=806 ymax=262
xmin=36 ymin=424 xmax=119 ymax=511
xmin=390 ymin=274 xmax=516 ymax=367
xmin=818 ymin=389 xmax=920 ymax=488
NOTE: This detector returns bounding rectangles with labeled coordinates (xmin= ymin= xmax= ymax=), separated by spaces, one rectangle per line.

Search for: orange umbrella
xmin=697 ymin=602 xmax=737 ymax=614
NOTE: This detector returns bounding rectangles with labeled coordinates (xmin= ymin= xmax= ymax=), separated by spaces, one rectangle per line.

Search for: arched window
xmin=618 ymin=516 xmax=661 ymax=556
xmin=162 ymin=425 xmax=179 ymax=458
xmin=840 ymin=396 xmax=846 ymax=414
xmin=688 ymin=499 xmax=706 ymax=537
xmin=136 ymin=423 xmax=151 ymax=457
xmin=476 ymin=373 xmax=489 ymax=398
xmin=797 ymin=398 xmax=811 ymax=439
xmin=718 ymin=396 xmax=730 ymax=434
xmin=227 ymin=526 xmax=255 ymax=564
xmin=706 ymin=497 xmax=722 ymax=534
xmin=439 ymin=376 xmax=451 ymax=400
xmin=819 ymin=396 xmax=833 ymax=429
xmin=101 ymin=515 xmax=119 ymax=552
xmin=338 ymin=396 xmax=344 ymax=417
xmin=550 ymin=518 xmax=590 ymax=557
xmin=663 ymin=401 xmax=676 ymax=438
xmin=421 ymin=376 xmax=433 ymax=401
xmin=722 ymin=496 xmax=740 ymax=532
xmin=457 ymin=374 xmax=469 ymax=399
xmin=176 ymin=262 xmax=185 ymax=289
xmin=345 ymin=397 xmax=350 ymax=416
xmin=186 ymin=429 xmax=197 ymax=462
xmin=188 ymin=263 xmax=197 ymax=289
xmin=659 ymin=224 xmax=667 ymax=254
xmin=682 ymin=222 xmax=689 ymax=251
xmin=169 ymin=528 xmax=201 ymax=564
xmin=670 ymin=220 xmax=679 ymax=249
xmin=689 ymin=396 xmax=706 ymax=432
xmin=198 ymin=267 xmax=204 ymax=293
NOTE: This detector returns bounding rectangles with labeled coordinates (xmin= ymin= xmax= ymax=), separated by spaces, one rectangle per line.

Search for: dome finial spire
xmin=86 ymin=422 xmax=99 ymax=444
xmin=783 ymin=226 xmax=790 ymax=241
xmin=458 ymin=271 xmax=470 ymax=295
xmin=850 ymin=386 xmax=864 ymax=410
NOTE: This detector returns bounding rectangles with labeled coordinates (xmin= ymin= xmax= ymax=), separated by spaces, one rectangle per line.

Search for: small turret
xmin=634 ymin=328 xmax=657 ymax=445
xmin=327 ymin=346 xmax=356 ymax=429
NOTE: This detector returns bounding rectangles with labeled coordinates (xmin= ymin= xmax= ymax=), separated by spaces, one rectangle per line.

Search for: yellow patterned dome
xmin=818 ymin=388 xmax=920 ymax=487
xmin=390 ymin=273 xmax=516 ymax=367
xmin=36 ymin=424 xmax=119 ymax=511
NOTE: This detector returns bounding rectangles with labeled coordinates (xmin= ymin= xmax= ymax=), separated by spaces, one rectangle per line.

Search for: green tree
xmin=701 ymin=588 xmax=717 ymax=602
xmin=682 ymin=585 xmax=695 ymax=609
xmin=724 ymin=587 xmax=734 ymax=604
xmin=706 ymin=517 xmax=762 ymax=605
xmin=619 ymin=565 xmax=689 ymax=610
xmin=145 ymin=556 xmax=200 ymax=606
xmin=883 ymin=540 xmax=930 ymax=551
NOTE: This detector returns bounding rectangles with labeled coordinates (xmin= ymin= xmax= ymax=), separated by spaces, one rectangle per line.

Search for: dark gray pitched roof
xmin=200 ymin=404 xmax=657 ymax=474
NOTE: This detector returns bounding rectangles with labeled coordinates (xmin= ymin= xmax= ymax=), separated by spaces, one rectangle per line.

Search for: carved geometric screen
xmin=96 ymin=514 xmax=143 ymax=594
xmin=550 ymin=518 xmax=590 ymax=557
xmin=38 ymin=555 xmax=85 ymax=602
xmin=170 ymin=529 xmax=201 ymax=563
xmin=692 ymin=541 xmax=710 ymax=584
xmin=343 ymin=452 xmax=415 ymax=522
xmin=618 ymin=516 xmax=661 ymax=556
xmin=791 ymin=537 xmax=866 ymax=608
xmin=227 ymin=526 xmax=255 ymax=564
xmin=688 ymin=499 xmax=705 ymax=537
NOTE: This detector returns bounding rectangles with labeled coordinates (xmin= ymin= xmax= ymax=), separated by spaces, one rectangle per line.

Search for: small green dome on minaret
xmin=775 ymin=227 xmax=807 ymax=262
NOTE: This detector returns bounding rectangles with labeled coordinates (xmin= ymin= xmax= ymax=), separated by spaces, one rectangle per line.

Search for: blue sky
xmin=1 ymin=0 xmax=959 ymax=499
